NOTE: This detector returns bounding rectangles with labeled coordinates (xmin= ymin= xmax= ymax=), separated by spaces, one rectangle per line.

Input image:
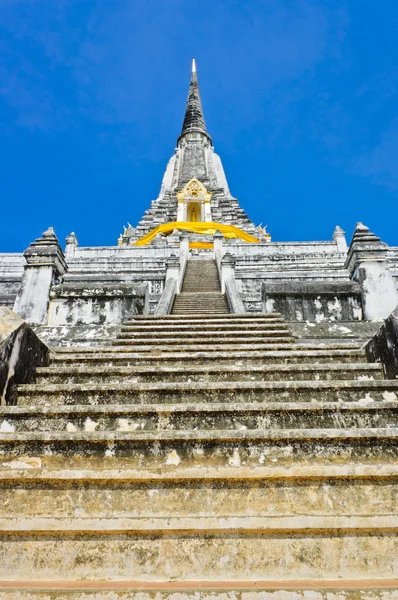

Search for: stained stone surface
xmin=0 ymin=307 xmax=48 ymax=405
xmin=366 ymin=306 xmax=398 ymax=378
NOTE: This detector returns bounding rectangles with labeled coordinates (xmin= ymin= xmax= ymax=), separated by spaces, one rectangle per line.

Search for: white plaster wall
xmin=359 ymin=261 xmax=398 ymax=320
xmin=13 ymin=266 xmax=53 ymax=324
xmin=158 ymin=154 xmax=176 ymax=198
xmin=48 ymin=296 xmax=144 ymax=326
xmin=208 ymin=150 xmax=230 ymax=195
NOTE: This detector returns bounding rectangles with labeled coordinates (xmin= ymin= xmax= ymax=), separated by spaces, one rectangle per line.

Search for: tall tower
xmin=122 ymin=60 xmax=261 ymax=244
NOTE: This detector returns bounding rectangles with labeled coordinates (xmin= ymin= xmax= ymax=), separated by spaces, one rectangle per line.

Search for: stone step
xmin=0 ymin=428 xmax=398 ymax=465
xmin=182 ymin=285 xmax=220 ymax=289
xmin=0 ymin=547 xmax=396 ymax=590
xmin=182 ymin=282 xmax=220 ymax=286
xmin=1 ymin=463 xmax=395 ymax=517
xmin=125 ymin=313 xmax=283 ymax=322
xmin=115 ymin=331 xmax=294 ymax=342
xmin=2 ymin=400 xmax=396 ymax=432
xmin=16 ymin=379 xmax=398 ymax=407
xmin=171 ymin=306 xmax=228 ymax=310
xmin=171 ymin=307 xmax=229 ymax=313
xmin=182 ymin=280 xmax=220 ymax=285
xmin=35 ymin=362 xmax=383 ymax=384
xmin=1 ymin=587 xmax=395 ymax=599
xmin=172 ymin=299 xmax=227 ymax=304
xmin=118 ymin=328 xmax=292 ymax=335
xmin=182 ymin=285 xmax=221 ymax=290
xmin=109 ymin=340 xmax=297 ymax=351
xmin=179 ymin=290 xmax=222 ymax=295
xmin=0 ymin=514 xmax=396 ymax=535
xmin=49 ymin=349 xmax=367 ymax=368
xmin=172 ymin=310 xmax=229 ymax=314
xmin=120 ymin=321 xmax=288 ymax=332
xmin=172 ymin=300 xmax=227 ymax=306
xmin=175 ymin=298 xmax=225 ymax=304
xmin=1 ymin=462 xmax=396 ymax=481
xmin=173 ymin=299 xmax=225 ymax=303
xmin=181 ymin=276 xmax=219 ymax=280
xmin=176 ymin=291 xmax=222 ymax=295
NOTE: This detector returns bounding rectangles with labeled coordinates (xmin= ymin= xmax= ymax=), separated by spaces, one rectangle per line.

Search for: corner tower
xmin=121 ymin=60 xmax=265 ymax=245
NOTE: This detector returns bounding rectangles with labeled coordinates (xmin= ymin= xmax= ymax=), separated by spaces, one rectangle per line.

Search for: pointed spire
xmin=178 ymin=58 xmax=211 ymax=144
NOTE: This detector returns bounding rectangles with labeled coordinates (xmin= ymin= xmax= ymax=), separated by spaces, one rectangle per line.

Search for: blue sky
xmin=1 ymin=0 xmax=398 ymax=251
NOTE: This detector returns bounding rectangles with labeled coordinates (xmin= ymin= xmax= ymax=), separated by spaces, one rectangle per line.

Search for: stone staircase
xmin=0 ymin=313 xmax=398 ymax=595
xmin=172 ymin=258 xmax=229 ymax=314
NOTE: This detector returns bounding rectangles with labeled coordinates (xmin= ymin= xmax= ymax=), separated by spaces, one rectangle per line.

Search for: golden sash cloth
xmin=133 ymin=221 xmax=260 ymax=247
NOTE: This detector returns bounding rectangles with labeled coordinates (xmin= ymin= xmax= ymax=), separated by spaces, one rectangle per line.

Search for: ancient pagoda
xmin=0 ymin=59 xmax=398 ymax=597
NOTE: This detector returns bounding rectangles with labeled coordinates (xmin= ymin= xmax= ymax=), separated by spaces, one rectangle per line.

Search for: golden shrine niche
xmin=176 ymin=178 xmax=212 ymax=223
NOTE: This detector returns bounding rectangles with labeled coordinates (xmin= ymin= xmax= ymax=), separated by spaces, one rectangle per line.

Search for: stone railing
xmin=225 ymin=279 xmax=246 ymax=315
xmin=365 ymin=305 xmax=398 ymax=379
xmin=154 ymin=277 xmax=177 ymax=316
xmin=213 ymin=232 xmax=246 ymax=314
xmin=0 ymin=307 xmax=49 ymax=406
xmin=262 ymin=281 xmax=362 ymax=322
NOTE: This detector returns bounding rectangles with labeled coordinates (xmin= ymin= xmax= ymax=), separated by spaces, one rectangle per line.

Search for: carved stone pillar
xmin=64 ymin=232 xmax=78 ymax=258
xmin=166 ymin=254 xmax=180 ymax=283
xmin=14 ymin=227 xmax=67 ymax=324
xmin=345 ymin=223 xmax=398 ymax=321
xmin=220 ymin=252 xmax=236 ymax=294
xmin=333 ymin=225 xmax=348 ymax=253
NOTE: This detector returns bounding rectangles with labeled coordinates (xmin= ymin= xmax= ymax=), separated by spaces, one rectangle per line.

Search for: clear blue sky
xmin=1 ymin=0 xmax=398 ymax=251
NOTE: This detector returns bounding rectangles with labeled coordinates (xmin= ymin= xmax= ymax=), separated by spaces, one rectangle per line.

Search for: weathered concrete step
xmin=49 ymin=349 xmax=367 ymax=368
xmin=172 ymin=312 xmax=229 ymax=315
xmin=182 ymin=284 xmax=220 ymax=288
xmin=172 ymin=300 xmax=226 ymax=304
xmin=180 ymin=290 xmax=222 ymax=294
xmin=175 ymin=291 xmax=223 ymax=295
xmin=120 ymin=321 xmax=288 ymax=332
xmin=171 ymin=308 xmax=228 ymax=311
xmin=0 ymin=557 xmax=396 ymax=592
xmin=182 ymin=278 xmax=220 ymax=283
xmin=1 ymin=465 xmax=396 ymax=522
xmin=177 ymin=294 xmax=223 ymax=298
xmin=0 ymin=514 xmax=395 ymax=534
xmin=115 ymin=332 xmax=294 ymax=342
xmin=181 ymin=289 xmax=221 ymax=293
xmin=109 ymin=341 xmax=297 ymax=351
xmin=1 ymin=463 xmax=396 ymax=481
xmin=171 ymin=312 xmax=230 ymax=316
xmin=1 ymin=428 xmax=398 ymax=452
xmin=171 ymin=306 xmax=228 ymax=309
xmin=126 ymin=313 xmax=282 ymax=321
xmin=36 ymin=363 xmax=382 ymax=385
xmin=50 ymin=344 xmax=362 ymax=355
xmin=173 ymin=297 xmax=226 ymax=302
xmin=0 ymin=584 xmax=397 ymax=598
xmin=173 ymin=297 xmax=225 ymax=301
xmin=172 ymin=304 xmax=228 ymax=310
xmin=16 ymin=380 xmax=398 ymax=406
xmin=2 ymin=401 xmax=396 ymax=432
xmin=182 ymin=286 xmax=221 ymax=291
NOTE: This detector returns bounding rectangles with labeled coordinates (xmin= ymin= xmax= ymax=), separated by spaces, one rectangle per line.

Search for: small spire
xmin=178 ymin=59 xmax=211 ymax=144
